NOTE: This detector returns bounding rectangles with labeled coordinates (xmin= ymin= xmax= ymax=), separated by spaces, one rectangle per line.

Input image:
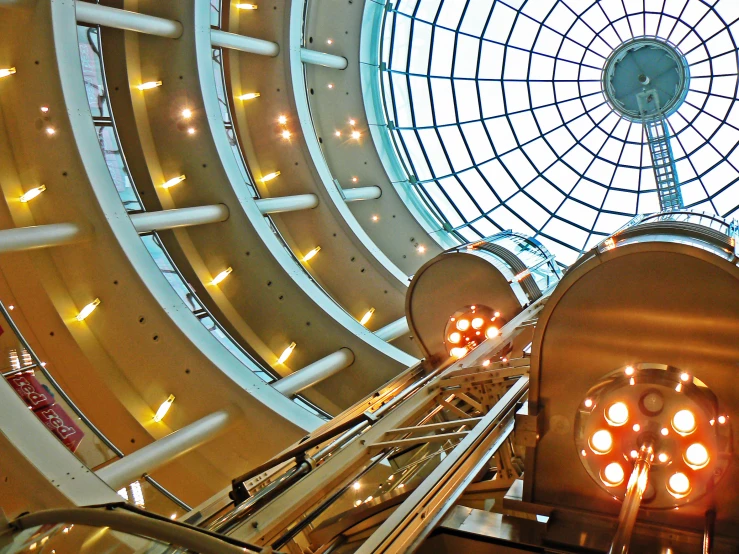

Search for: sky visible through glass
xmin=381 ymin=0 xmax=739 ymax=264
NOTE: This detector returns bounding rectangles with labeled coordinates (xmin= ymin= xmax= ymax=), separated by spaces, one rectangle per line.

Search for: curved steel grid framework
xmin=380 ymin=0 xmax=739 ymax=264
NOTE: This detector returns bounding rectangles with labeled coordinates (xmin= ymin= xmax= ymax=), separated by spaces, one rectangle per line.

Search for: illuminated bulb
xmin=153 ymin=394 xmax=175 ymax=422
xmin=684 ymin=443 xmax=709 ymax=468
xmin=602 ymin=463 xmax=625 ymax=486
xmin=278 ymin=342 xmax=296 ymax=364
xmin=19 ymin=185 xmax=46 ymax=202
xmin=45 ymin=127 xmax=56 ymax=136
xmin=282 ymin=130 xmax=292 ymax=139
xmin=606 ymin=402 xmax=629 ymax=426
xmin=351 ymin=130 xmax=361 ymax=140
xmin=349 ymin=119 xmax=356 ymax=126
xmin=236 ymin=3 xmax=258 ymax=8
xmin=327 ymin=83 xmax=334 ymax=89
xmin=327 ymin=39 xmax=333 ymax=45
xmin=170 ymin=514 xmax=177 ymax=520
xmin=262 ymin=171 xmax=281 ymax=182
xmin=137 ymin=81 xmax=162 ymax=90
xmin=76 ymin=299 xmax=100 ymax=321
xmin=630 ymin=450 xmax=638 ymax=458
xmin=354 ymin=500 xmax=362 ymax=507
xmin=8 ymin=305 xmax=13 ymax=310
xmin=680 ymin=373 xmax=690 ymax=382
xmin=661 ymin=427 xmax=669 ymax=436
xmin=584 ymin=398 xmax=593 ymax=408
xmin=485 ymin=326 xmax=499 ymax=339
xmin=238 ymin=92 xmax=260 ymax=100
xmin=278 ymin=115 xmax=288 ymax=124
xmin=450 ymin=347 xmax=467 ymax=359
xmin=372 ymin=215 xmax=379 ymax=222
xmin=40 ymin=106 xmax=49 ymax=113
xmin=718 ymin=415 xmax=727 ymax=424
xmin=482 ymin=359 xmax=490 ymax=367
xmin=629 ymin=377 xmax=635 ymax=386
xmin=0 ymin=67 xmax=17 ymax=78
xmin=456 ymin=319 xmax=470 ymax=331
xmin=360 ymin=308 xmax=375 ymax=325
xmin=334 ymin=131 xmax=341 ymax=137
xmin=162 ymin=175 xmax=186 ymax=188
xmin=672 ymin=409 xmax=696 ymax=435
xmin=417 ymin=245 xmax=426 ymax=253
xmin=471 ymin=317 xmax=484 ymax=329
xmin=624 ymin=366 xmax=635 ymax=376
xmin=302 ymin=246 xmax=321 ymax=261
xmin=447 ymin=332 xmax=461 ymax=344
xmin=632 ymin=424 xmax=640 ymax=432
xmin=187 ymin=127 xmax=196 ymax=135
xmin=352 ymin=176 xmax=358 ymax=182
xmin=352 ymin=482 xmax=360 ymax=490
xmin=494 ymin=311 xmax=500 ymax=317
xmin=667 ymin=473 xmax=691 ymax=497
xmin=589 ymin=429 xmax=613 ymax=454
xmin=210 ymin=267 xmax=233 ymax=285
xmin=181 ymin=108 xmax=193 ymax=119
xmin=658 ymin=452 xmax=668 ymax=463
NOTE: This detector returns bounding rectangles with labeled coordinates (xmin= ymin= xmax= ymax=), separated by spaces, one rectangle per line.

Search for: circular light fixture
xmin=471 ymin=317 xmax=484 ymax=329
xmin=667 ymin=473 xmax=691 ymax=498
xmin=485 ymin=326 xmax=499 ymax=339
xmin=684 ymin=443 xmax=709 ymax=469
xmin=584 ymin=398 xmax=593 ymax=408
xmin=624 ymin=366 xmax=635 ymax=376
xmin=450 ymin=347 xmax=467 ymax=359
xmin=447 ymin=332 xmax=461 ymax=344
xmin=672 ymin=409 xmax=697 ymax=435
xmin=456 ymin=319 xmax=470 ymax=331
xmin=602 ymin=463 xmax=625 ymax=487
xmin=605 ymin=402 xmax=629 ymax=426
xmin=658 ymin=452 xmax=669 ymax=463
xmin=589 ymin=430 xmax=613 ymax=455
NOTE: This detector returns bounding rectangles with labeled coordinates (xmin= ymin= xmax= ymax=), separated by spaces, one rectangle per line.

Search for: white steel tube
xmin=75 ymin=2 xmax=183 ymax=39
xmin=96 ymin=410 xmax=232 ymax=490
xmin=342 ymin=186 xmax=382 ymax=202
xmin=300 ymin=48 xmax=348 ymax=70
xmin=130 ymin=205 xmax=229 ymax=234
xmin=274 ymin=348 xmax=354 ymax=396
xmin=255 ymin=194 xmax=319 ymax=215
xmin=211 ymin=29 xmax=279 ymax=57
xmin=0 ymin=223 xmax=85 ymax=253
xmin=375 ymin=317 xmax=409 ymax=342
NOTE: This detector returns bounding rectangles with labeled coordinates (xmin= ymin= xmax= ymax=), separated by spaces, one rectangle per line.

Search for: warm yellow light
xmin=211 ymin=267 xmax=233 ymax=285
xmin=352 ymin=482 xmax=360 ymax=490
xmin=0 ymin=67 xmax=17 ymax=78
xmin=153 ymin=394 xmax=175 ymax=422
xmin=238 ymin=92 xmax=261 ymax=100
xmin=19 ymin=185 xmax=46 ymax=202
xmin=417 ymin=245 xmax=426 ymax=253
xmin=349 ymin=119 xmax=356 ymax=126
xmin=334 ymin=130 xmax=341 ymax=137
xmin=327 ymin=39 xmax=333 ymax=45
xmin=450 ymin=347 xmax=467 ymax=359
xmin=447 ymin=332 xmax=461 ymax=344
xmin=667 ymin=473 xmax=691 ymax=497
xmin=40 ymin=106 xmax=49 ymax=113
xmin=327 ymin=83 xmax=334 ymax=89
xmin=137 ymin=81 xmax=162 ymax=90
xmin=372 ymin=215 xmax=379 ymax=222
xmin=606 ymin=402 xmax=629 ymax=426
xmin=485 ymin=326 xmax=499 ymax=339
xmin=162 ymin=175 xmax=186 ymax=188
xmin=684 ymin=443 xmax=709 ymax=468
xmin=187 ymin=127 xmax=196 ymax=135
xmin=261 ymin=171 xmax=281 ymax=182
xmin=282 ymin=130 xmax=292 ymax=139
xmin=589 ymin=429 xmax=613 ymax=454
xmin=602 ymin=462 xmax=625 ymax=486
xmin=76 ymin=298 xmax=100 ymax=321
xmin=680 ymin=372 xmax=690 ymax=382
xmin=658 ymin=452 xmax=668 ymax=463
xmin=354 ymin=499 xmax=362 ymax=507
xmin=718 ymin=415 xmax=727 ymax=424
xmin=45 ymin=127 xmax=56 ymax=136
xmin=351 ymin=130 xmax=361 ymax=140
xmin=632 ymin=424 xmax=641 ymax=432
xmin=352 ymin=177 xmax=359 ymax=182
xmin=584 ymin=398 xmax=593 ymax=408
xmin=471 ymin=317 xmax=484 ymax=329
xmin=672 ymin=409 xmax=697 ymax=435
xmin=278 ymin=342 xmax=296 ymax=364
xmin=624 ymin=366 xmax=635 ymax=376
xmin=181 ymin=108 xmax=193 ymax=119
xmin=236 ymin=3 xmax=258 ymax=8
xmin=278 ymin=115 xmax=288 ymax=124
xmin=360 ymin=308 xmax=375 ymax=325
xmin=456 ymin=319 xmax=470 ymax=331
xmin=302 ymin=246 xmax=321 ymax=261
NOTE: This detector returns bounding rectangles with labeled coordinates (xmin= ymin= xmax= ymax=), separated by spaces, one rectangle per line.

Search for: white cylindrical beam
xmin=75 ymin=2 xmax=183 ymax=39
xmin=300 ymin=48 xmax=348 ymax=70
xmin=255 ymin=194 xmax=318 ymax=215
xmin=375 ymin=317 xmax=410 ymax=342
xmin=211 ymin=29 xmax=279 ymax=57
xmin=96 ymin=410 xmax=232 ymax=490
xmin=130 ymin=205 xmax=229 ymax=234
xmin=343 ymin=186 xmax=382 ymax=202
xmin=273 ymin=348 xmax=354 ymax=396
xmin=0 ymin=223 xmax=85 ymax=253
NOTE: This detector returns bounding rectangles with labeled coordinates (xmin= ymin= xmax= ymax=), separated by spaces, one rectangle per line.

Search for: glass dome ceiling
xmin=380 ymin=0 xmax=739 ymax=264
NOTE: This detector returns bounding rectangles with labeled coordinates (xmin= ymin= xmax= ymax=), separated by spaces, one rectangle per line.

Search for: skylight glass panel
xmin=381 ymin=0 xmax=739 ymax=264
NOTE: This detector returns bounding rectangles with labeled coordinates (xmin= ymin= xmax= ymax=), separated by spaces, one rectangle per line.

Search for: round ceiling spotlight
xmin=443 ymin=305 xmax=506 ymax=360
xmin=574 ymin=363 xmax=731 ymax=509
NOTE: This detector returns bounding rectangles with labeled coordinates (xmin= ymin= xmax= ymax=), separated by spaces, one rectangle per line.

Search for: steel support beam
xmin=75 ymin=2 xmax=183 ymax=38
xmin=96 ymin=410 xmax=233 ymax=490
xmin=211 ymin=29 xmax=279 ymax=56
xmin=343 ymin=186 xmax=382 ymax=202
xmin=374 ymin=317 xmax=409 ymax=342
xmin=255 ymin=194 xmax=319 ymax=215
xmin=273 ymin=348 xmax=354 ymax=396
xmin=130 ymin=205 xmax=229 ymax=233
xmin=0 ymin=222 xmax=86 ymax=253
xmin=300 ymin=48 xmax=348 ymax=69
